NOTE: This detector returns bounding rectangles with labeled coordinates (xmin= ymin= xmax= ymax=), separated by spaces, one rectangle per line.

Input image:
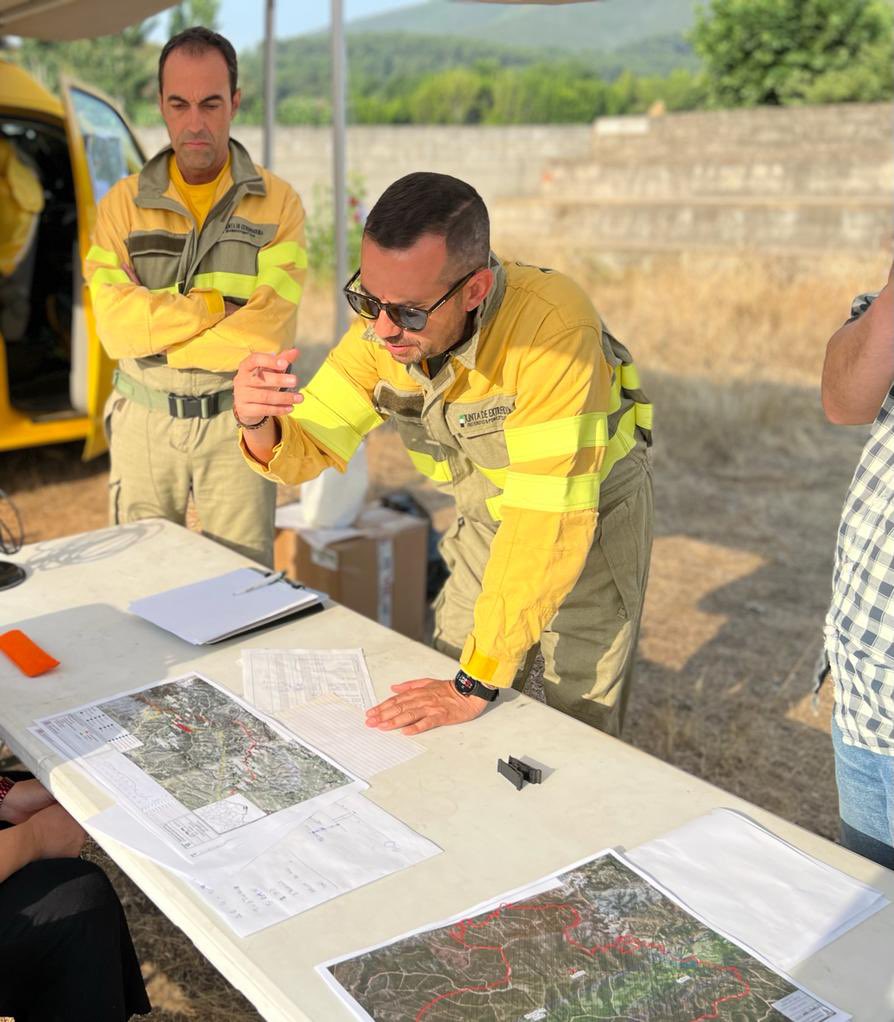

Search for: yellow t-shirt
xmin=169 ymin=154 xmax=231 ymax=231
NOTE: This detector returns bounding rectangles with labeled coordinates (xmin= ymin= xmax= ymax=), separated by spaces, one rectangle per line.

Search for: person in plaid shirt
xmin=822 ymin=259 xmax=894 ymax=868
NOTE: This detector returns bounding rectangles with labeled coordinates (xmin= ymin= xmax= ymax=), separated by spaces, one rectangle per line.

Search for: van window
xmin=69 ymin=88 xmax=142 ymax=202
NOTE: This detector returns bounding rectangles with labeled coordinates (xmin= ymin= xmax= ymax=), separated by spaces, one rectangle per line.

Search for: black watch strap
xmin=454 ymin=669 xmax=499 ymax=702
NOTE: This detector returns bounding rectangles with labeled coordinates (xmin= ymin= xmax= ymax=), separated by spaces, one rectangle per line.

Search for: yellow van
xmin=0 ymin=60 xmax=144 ymax=458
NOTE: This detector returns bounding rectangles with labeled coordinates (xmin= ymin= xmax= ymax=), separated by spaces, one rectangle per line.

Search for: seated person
xmin=0 ymin=772 xmax=150 ymax=1021
xmin=0 ymin=138 xmax=44 ymax=342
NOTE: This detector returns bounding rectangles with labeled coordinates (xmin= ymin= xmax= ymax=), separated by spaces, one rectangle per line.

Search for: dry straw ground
xmin=1 ymin=250 xmax=889 ymax=1019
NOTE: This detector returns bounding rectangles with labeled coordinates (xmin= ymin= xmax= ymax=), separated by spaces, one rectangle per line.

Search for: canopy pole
xmin=331 ymin=0 xmax=348 ymax=339
xmin=262 ymin=0 xmax=275 ymax=169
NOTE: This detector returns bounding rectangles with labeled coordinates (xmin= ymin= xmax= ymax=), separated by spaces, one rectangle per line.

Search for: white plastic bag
xmin=300 ymin=442 xmax=368 ymax=528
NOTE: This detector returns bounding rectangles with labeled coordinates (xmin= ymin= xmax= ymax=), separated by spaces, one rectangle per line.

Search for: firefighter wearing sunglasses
xmin=234 ymin=172 xmax=653 ymax=738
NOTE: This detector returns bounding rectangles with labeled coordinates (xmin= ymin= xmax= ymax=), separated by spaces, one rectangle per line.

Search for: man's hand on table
xmin=0 ymin=778 xmax=56 ymax=825
xmin=365 ymin=678 xmax=489 ymax=736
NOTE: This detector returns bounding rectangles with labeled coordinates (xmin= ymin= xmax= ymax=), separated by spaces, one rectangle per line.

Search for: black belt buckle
xmin=167 ymin=392 xmax=220 ymax=419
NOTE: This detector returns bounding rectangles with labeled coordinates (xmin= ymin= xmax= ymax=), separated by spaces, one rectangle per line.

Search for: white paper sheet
xmin=87 ymin=792 xmax=440 ymax=937
xmin=241 ymin=647 xmax=377 ymax=711
xmin=319 ymin=848 xmax=849 ymax=1022
xmin=628 ymin=808 xmax=888 ymax=971
xmin=35 ymin=672 xmax=364 ymax=865
xmin=277 ymin=696 xmax=423 ymax=780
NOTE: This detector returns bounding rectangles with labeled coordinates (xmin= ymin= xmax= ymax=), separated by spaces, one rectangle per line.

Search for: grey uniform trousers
xmin=433 ymin=449 xmax=653 ymax=737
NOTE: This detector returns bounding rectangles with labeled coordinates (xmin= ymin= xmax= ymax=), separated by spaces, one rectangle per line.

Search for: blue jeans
xmin=832 ymin=718 xmax=894 ymax=869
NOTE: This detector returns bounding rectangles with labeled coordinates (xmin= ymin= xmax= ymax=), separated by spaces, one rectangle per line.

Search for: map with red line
xmin=97 ymin=675 xmax=352 ymax=826
xmin=327 ymin=853 xmax=842 ymax=1022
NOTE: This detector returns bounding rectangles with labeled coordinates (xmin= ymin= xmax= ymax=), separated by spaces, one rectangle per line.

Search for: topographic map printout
xmin=38 ymin=673 xmax=361 ymax=859
xmin=321 ymin=852 xmax=847 ymax=1022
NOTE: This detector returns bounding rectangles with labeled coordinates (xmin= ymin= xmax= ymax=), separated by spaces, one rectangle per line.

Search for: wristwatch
xmin=453 ymin=669 xmax=499 ymax=702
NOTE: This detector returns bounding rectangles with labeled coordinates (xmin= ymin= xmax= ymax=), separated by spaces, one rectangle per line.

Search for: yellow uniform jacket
xmin=84 ymin=139 xmax=306 ymax=395
xmin=245 ymin=258 xmax=652 ymax=687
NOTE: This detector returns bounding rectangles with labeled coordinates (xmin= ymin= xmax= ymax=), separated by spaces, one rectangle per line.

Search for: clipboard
xmin=129 ymin=568 xmax=324 ymax=645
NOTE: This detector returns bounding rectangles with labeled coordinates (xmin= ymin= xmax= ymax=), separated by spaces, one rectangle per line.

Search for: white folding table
xmin=1 ymin=520 xmax=891 ymax=1021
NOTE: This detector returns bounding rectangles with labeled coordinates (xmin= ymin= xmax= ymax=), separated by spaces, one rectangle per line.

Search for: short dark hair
xmin=364 ymin=172 xmax=490 ymax=276
xmin=158 ymin=27 xmax=238 ymax=97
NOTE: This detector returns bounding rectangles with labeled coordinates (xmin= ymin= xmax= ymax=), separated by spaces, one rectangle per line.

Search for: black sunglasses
xmin=343 ymin=268 xmax=478 ymax=332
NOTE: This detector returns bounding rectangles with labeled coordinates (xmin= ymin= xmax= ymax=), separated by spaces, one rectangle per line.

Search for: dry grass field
xmin=1 ymin=250 xmax=890 ymax=1019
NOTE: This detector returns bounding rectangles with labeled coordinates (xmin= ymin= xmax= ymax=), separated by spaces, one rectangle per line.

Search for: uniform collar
xmin=448 ymin=252 xmax=506 ymax=371
xmin=136 ymin=138 xmax=265 ymax=211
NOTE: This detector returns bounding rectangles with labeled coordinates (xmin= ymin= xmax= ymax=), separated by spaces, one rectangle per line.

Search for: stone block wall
xmin=138 ymin=103 xmax=894 ymax=261
xmin=136 ymin=123 xmax=593 ymax=213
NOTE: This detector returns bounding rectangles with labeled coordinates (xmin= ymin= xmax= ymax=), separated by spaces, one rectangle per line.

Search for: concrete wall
xmin=138 ymin=103 xmax=894 ymax=261
xmin=497 ymin=102 xmax=894 ymax=259
xmin=136 ymin=124 xmax=593 ymax=213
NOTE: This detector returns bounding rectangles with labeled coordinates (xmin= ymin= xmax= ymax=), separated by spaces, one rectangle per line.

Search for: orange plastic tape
xmin=0 ymin=629 xmax=59 ymax=677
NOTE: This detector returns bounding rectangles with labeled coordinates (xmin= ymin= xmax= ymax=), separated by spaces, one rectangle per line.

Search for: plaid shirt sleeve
xmin=825 ymin=289 xmax=894 ymax=755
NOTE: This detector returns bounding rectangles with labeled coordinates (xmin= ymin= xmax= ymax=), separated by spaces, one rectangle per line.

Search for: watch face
xmin=454 ymin=672 xmax=475 ymax=695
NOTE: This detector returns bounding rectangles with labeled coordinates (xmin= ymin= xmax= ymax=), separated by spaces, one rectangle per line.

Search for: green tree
xmin=15 ymin=20 xmax=158 ymax=118
xmin=407 ymin=66 xmax=491 ymax=124
xmin=277 ymin=94 xmax=331 ymax=126
xmin=168 ymin=0 xmax=220 ymax=37
xmin=488 ymin=64 xmax=609 ymax=123
xmin=692 ymin=0 xmax=894 ymax=106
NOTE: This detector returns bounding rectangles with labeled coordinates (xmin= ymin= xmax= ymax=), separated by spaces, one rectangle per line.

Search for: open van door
xmin=60 ymin=78 xmax=145 ymax=459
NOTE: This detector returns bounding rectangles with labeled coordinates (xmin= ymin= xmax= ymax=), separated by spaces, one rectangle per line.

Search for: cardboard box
xmin=274 ymin=504 xmax=429 ymax=641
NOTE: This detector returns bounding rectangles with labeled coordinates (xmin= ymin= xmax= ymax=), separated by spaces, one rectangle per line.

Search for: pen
xmin=234 ymin=570 xmax=286 ymax=595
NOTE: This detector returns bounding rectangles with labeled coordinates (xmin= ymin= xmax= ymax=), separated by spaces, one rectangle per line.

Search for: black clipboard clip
xmin=498 ymin=755 xmax=543 ymax=790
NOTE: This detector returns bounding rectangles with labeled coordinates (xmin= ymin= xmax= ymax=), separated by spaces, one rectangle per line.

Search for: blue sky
xmin=153 ymin=1 xmax=420 ymax=50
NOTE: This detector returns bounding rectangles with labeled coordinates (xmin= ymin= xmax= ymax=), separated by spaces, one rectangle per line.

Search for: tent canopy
xmin=0 ymin=0 xmax=171 ymax=40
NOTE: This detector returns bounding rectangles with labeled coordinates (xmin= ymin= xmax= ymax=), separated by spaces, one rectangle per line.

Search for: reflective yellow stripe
xmin=290 ymin=396 xmax=362 ymax=462
xmin=309 ymin=362 xmax=383 ymax=433
xmin=635 ymin=402 xmax=653 ymax=431
xmin=290 ymin=361 xmax=382 ymax=462
xmin=193 ymin=267 xmax=303 ymax=305
xmin=485 ymin=494 xmax=503 ymax=522
xmin=192 ymin=271 xmax=257 ymax=301
xmin=259 ymin=241 xmax=308 ymax=271
xmin=502 ymin=471 xmax=600 ymax=512
xmin=257 ymin=265 xmax=303 ymax=305
xmin=474 ymin=463 xmax=507 ymax=489
xmin=86 ymin=244 xmax=119 ymax=267
xmin=620 ymin=363 xmax=641 ymax=391
xmin=407 ymin=449 xmax=453 ymax=483
xmin=88 ymin=266 xmax=130 ymax=301
xmin=505 ymin=411 xmax=608 ymax=462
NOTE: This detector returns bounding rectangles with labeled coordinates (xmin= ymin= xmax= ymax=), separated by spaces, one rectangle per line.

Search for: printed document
xmin=278 ymin=695 xmax=423 ymax=780
xmin=241 ymin=647 xmax=377 ymax=711
xmin=87 ymin=791 xmax=441 ymax=937
xmin=36 ymin=673 xmax=364 ymax=862
xmin=320 ymin=849 xmax=849 ymax=1022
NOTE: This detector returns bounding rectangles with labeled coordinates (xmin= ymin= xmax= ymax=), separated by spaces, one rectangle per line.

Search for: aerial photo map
xmin=324 ymin=852 xmax=844 ymax=1022
xmin=97 ymin=674 xmax=352 ymax=817
xmin=38 ymin=672 xmax=359 ymax=854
